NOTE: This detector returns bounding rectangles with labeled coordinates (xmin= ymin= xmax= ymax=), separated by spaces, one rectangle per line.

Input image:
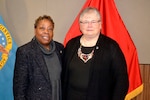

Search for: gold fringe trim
xmin=125 ymin=84 xmax=144 ymax=100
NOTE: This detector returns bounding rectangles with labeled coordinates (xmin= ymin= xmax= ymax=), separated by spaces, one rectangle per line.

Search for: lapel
xmin=31 ymin=39 xmax=50 ymax=83
xmin=67 ymin=36 xmax=80 ymax=66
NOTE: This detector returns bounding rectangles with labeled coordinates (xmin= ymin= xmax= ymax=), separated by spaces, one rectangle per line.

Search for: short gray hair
xmin=79 ymin=7 xmax=101 ymax=22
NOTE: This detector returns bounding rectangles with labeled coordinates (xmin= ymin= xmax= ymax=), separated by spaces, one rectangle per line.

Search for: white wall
xmin=0 ymin=0 xmax=150 ymax=64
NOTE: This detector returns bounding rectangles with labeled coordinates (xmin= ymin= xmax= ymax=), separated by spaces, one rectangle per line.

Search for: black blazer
xmin=13 ymin=38 xmax=64 ymax=100
xmin=62 ymin=34 xmax=129 ymax=100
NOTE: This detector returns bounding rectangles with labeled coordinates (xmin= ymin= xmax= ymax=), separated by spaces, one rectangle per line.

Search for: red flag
xmin=64 ymin=0 xmax=143 ymax=99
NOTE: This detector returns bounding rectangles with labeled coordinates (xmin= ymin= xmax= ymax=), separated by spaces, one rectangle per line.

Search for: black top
xmin=67 ymin=46 xmax=95 ymax=100
xmin=62 ymin=34 xmax=129 ymax=100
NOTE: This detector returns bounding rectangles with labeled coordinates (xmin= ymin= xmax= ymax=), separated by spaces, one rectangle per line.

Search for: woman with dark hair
xmin=13 ymin=15 xmax=64 ymax=100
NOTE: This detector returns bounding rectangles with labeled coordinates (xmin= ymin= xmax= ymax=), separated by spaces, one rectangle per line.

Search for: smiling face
xmin=34 ymin=19 xmax=54 ymax=49
xmin=79 ymin=9 xmax=102 ymax=38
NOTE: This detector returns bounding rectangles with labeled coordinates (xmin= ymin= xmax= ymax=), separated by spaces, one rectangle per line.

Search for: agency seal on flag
xmin=0 ymin=24 xmax=12 ymax=69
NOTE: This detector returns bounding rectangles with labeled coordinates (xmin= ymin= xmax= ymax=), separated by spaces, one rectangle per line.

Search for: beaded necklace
xmin=77 ymin=45 xmax=94 ymax=63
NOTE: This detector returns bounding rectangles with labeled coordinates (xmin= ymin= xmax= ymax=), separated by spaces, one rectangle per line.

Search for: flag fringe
xmin=125 ymin=84 xmax=144 ymax=100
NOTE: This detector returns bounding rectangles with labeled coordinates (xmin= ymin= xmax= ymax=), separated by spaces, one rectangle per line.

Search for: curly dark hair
xmin=34 ymin=15 xmax=54 ymax=29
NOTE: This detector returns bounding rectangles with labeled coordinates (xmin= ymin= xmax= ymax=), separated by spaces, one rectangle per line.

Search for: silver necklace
xmin=77 ymin=45 xmax=94 ymax=63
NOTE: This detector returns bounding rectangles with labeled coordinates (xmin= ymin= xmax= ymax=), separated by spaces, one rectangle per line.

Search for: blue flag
xmin=0 ymin=16 xmax=17 ymax=100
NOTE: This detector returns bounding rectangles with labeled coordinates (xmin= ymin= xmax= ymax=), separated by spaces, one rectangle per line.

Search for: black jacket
xmin=13 ymin=38 xmax=64 ymax=100
xmin=62 ymin=34 xmax=129 ymax=100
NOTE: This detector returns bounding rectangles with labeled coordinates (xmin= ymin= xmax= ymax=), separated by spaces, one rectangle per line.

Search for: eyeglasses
xmin=80 ymin=20 xmax=100 ymax=25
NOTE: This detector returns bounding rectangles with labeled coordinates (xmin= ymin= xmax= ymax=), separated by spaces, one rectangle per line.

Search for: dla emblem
xmin=0 ymin=24 xmax=12 ymax=69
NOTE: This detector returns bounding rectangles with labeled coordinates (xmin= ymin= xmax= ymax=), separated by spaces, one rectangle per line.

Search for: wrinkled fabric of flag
xmin=0 ymin=16 xmax=17 ymax=100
